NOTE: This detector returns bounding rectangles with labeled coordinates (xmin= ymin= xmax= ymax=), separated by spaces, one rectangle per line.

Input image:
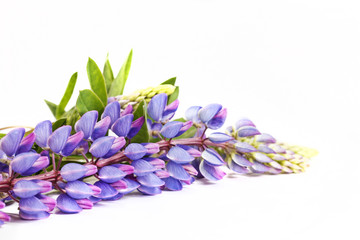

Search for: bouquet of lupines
xmin=0 ymin=50 xmax=317 ymax=226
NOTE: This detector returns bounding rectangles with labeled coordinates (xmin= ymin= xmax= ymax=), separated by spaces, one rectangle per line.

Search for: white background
xmin=1 ymin=0 xmax=359 ymax=239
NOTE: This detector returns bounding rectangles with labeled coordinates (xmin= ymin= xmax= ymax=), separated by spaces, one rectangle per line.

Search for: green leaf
xmin=167 ymin=86 xmax=179 ymax=104
xmin=87 ymin=58 xmax=108 ymax=106
xmin=0 ymin=133 xmax=6 ymax=139
xmin=55 ymin=72 xmax=78 ymax=119
xmin=173 ymin=117 xmax=197 ymax=139
xmin=76 ymin=89 xmax=105 ymax=116
xmin=131 ymin=100 xmax=150 ymax=143
xmin=161 ymin=77 xmax=177 ymax=86
xmin=52 ymin=118 xmax=67 ymax=131
xmin=44 ymin=100 xmax=58 ymax=118
xmin=109 ymin=49 xmax=133 ymax=97
xmin=103 ymin=54 xmax=114 ymax=93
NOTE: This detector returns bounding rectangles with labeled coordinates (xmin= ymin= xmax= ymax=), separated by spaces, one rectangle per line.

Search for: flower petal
xmin=132 ymin=159 xmax=156 ymax=177
xmin=142 ymin=143 xmax=159 ymax=155
xmin=74 ymin=110 xmax=98 ymax=139
xmin=166 ymin=161 xmax=191 ymax=181
xmin=207 ymin=108 xmax=227 ymax=130
xmin=19 ymin=196 xmax=48 ymax=213
xmin=208 ymin=132 xmax=232 ymax=144
xmin=110 ymin=180 xmax=127 ymax=191
xmin=201 ymin=148 xmax=225 ymax=166
xmin=16 ymin=132 xmax=36 ymax=155
xmin=111 ymin=114 xmax=134 ymax=137
xmin=13 ymin=180 xmax=41 ymax=198
xmin=166 ymin=146 xmax=194 ymax=164
xmin=185 ymin=106 xmax=202 ymax=122
xmin=137 ymin=185 xmax=161 ymax=195
xmin=34 ymin=120 xmax=52 ymax=148
xmin=252 ymin=152 xmax=273 ymax=163
xmin=198 ymin=103 xmax=222 ymax=123
xmin=65 ymin=180 xmax=94 ymax=199
xmin=137 ymin=173 xmax=165 ymax=187
xmin=60 ymin=163 xmax=87 ymax=181
xmin=101 ymin=101 xmax=120 ymax=126
xmin=160 ymin=121 xmax=183 ymax=138
xmin=0 ymin=211 xmax=10 ymax=222
xmin=47 ymin=125 xmax=72 ymax=153
xmin=231 ymin=153 xmax=253 ymax=167
xmin=89 ymin=136 xmax=115 ymax=158
xmin=120 ymin=104 xmax=133 ymax=117
xmin=124 ymin=143 xmax=147 ymax=160
xmin=235 ymin=118 xmax=256 ymax=129
xmin=36 ymin=194 xmax=56 ymax=211
xmin=56 ymin=193 xmax=82 ymax=214
xmin=164 ymin=177 xmax=183 ymax=191
xmin=229 ymin=161 xmax=250 ymax=174
xmin=235 ymin=142 xmax=257 ymax=153
xmin=61 ymin=131 xmax=84 ymax=156
xmin=11 ymin=152 xmax=40 ymax=175
xmin=93 ymin=181 xmax=118 ymax=199
xmin=237 ymin=126 xmax=261 ymax=137
xmin=162 ymin=99 xmax=179 ymax=121
xmin=103 ymin=137 xmax=126 ymax=158
xmin=19 ymin=210 xmax=50 ymax=220
xmin=127 ymin=116 xmax=145 ymax=139
xmin=118 ymin=178 xmax=140 ymax=194
xmin=199 ymin=160 xmax=226 ymax=181
xmin=98 ymin=166 xmax=126 ymax=183
xmin=257 ymin=144 xmax=276 ymax=154
xmin=0 ymin=128 xmax=25 ymax=156
xmin=256 ymin=133 xmax=276 ymax=143
xmin=91 ymin=116 xmax=111 ymax=140
xmin=250 ymin=161 xmax=271 ymax=173
xmin=75 ymin=199 xmax=93 ymax=209
xmin=175 ymin=121 xmax=193 ymax=137
xmin=147 ymin=93 xmax=167 ymax=122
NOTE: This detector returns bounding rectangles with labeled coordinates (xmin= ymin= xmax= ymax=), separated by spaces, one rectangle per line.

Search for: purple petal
xmin=111 ymin=114 xmax=134 ymax=137
xmin=162 ymin=99 xmax=179 ymax=121
xmin=34 ymin=120 xmax=52 ymax=148
xmin=144 ymin=158 xmax=165 ymax=169
xmin=89 ymin=136 xmax=115 ymax=158
xmin=237 ymin=126 xmax=261 ymax=137
xmin=182 ymin=164 xmax=198 ymax=176
xmin=36 ymin=194 xmax=56 ymax=211
xmin=103 ymin=137 xmax=126 ymax=158
xmin=147 ymin=93 xmax=167 ymax=122
xmin=235 ymin=118 xmax=256 ymax=129
xmin=110 ymin=180 xmax=127 ymax=191
xmin=164 ymin=177 xmax=183 ymax=191
xmin=137 ymin=173 xmax=165 ymax=187
xmin=0 ymin=201 xmax=5 ymax=209
xmin=113 ymin=164 xmax=134 ymax=175
xmin=166 ymin=146 xmax=194 ymax=164
xmin=19 ymin=210 xmax=50 ymax=220
xmin=142 ymin=143 xmax=159 ymax=155
xmin=257 ymin=144 xmax=276 ymax=154
xmin=93 ymin=181 xmax=118 ymax=199
xmin=270 ymin=144 xmax=287 ymax=154
xmin=47 ymin=125 xmax=72 ymax=153
xmin=250 ymin=161 xmax=271 ymax=173
xmin=208 ymin=132 xmax=232 ymax=144
xmin=98 ymin=166 xmax=126 ymax=183
xmin=128 ymin=116 xmax=145 ymax=138
xmin=199 ymin=161 xmax=226 ymax=181
xmin=269 ymin=161 xmax=283 ymax=170
xmin=166 ymin=161 xmax=191 ymax=181
xmin=124 ymin=143 xmax=147 ymax=160
xmin=175 ymin=121 xmax=193 ymax=137
xmin=121 ymin=104 xmax=133 ymax=117
xmin=177 ymin=145 xmax=202 ymax=158
xmin=118 ymin=178 xmax=140 ymax=194
xmin=11 ymin=152 xmax=40 ymax=175
xmin=65 ymin=180 xmax=94 ymax=199
xmin=154 ymin=170 xmax=170 ymax=178
xmin=0 ymin=211 xmax=10 ymax=222
xmin=160 ymin=121 xmax=183 ymax=138
xmin=272 ymin=154 xmax=287 ymax=161
xmin=137 ymin=185 xmax=162 ymax=195
xmin=185 ymin=106 xmax=202 ymax=123
xmin=56 ymin=193 xmax=82 ymax=213
xmin=0 ymin=128 xmax=25 ymax=156
xmin=60 ymin=163 xmax=87 ymax=181
xmin=21 ymin=156 xmax=49 ymax=177
xmin=13 ymin=180 xmax=41 ymax=198
xmin=132 ymin=159 xmax=156 ymax=176
xmin=74 ymin=110 xmax=98 ymax=139
xmin=235 ymin=142 xmax=257 ymax=153
xmin=75 ymin=199 xmax=93 ymax=209
xmin=16 ymin=132 xmax=36 ymax=155
xmin=201 ymin=148 xmax=225 ymax=166
xmin=103 ymin=193 xmax=124 ymax=201
xmin=232 ymin=154 xmax=253 ymax=167
xmin=252 ymin=152 xmax=273 ymax=163
xmin=32 ymin=180 xmax=52 ymax=193
xmin=256 ymin=133 xmax=276 ymax=143
xmin=19 ymin=196 xmax=48 ymax=213
xmin=198 ymin=104 xmax=222 ymax=123
xmin=91 ymin=116 xmax=111 ymax=140
xmin=229 ymin=161 xmax=250 ymax=174
xmin=101 ymin=101 xmax=120 ymax=126
xmin=84 ymin=164 xmax=98 ymax=177
xmin=61 ymin=131 xmax=84 ymax=156
xmin=76 ymin=140 xmax=89 ymax=154
xmin=207 ymin=108 xmax=227 ymax=130
xmin=87 ymin=184 xmax=102 ymax=195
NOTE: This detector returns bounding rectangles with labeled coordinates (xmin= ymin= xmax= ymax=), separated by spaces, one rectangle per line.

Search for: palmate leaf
xmin=55 ymin=72 xmax=78 ymax=119
xmin=108 ymin=49 xmax=133 ymax=97
xmin=87 ymin=58 xmax=108 ymax=106
xmin=76 ymin=89 xmax=105 ymax=116
xmin=131 ymin=100 xmax=150 ymax=143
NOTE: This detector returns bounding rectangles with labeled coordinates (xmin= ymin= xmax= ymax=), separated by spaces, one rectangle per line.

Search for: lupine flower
xmin=186 ymin=104 xmax=227 ymax=130
xmin=147 ymin=93 xmax=178 ymax=123
xmin=0 ymin=128 xmax=25 ymax=157
xmin=0 ymin=200 xmax=11 ymax=226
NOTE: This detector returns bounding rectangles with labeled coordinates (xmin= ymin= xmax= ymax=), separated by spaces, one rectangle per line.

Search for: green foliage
xmin=52 ymin=118 xmax=67 ymax=131
xmin=161 ymin=77 xmax=176 ymax=86
xmin=87 ymin=58 xmax=108 ymax=106
xmin=55 ymin=72 xmax=78 ymax=119
xmin=103 ymin=54 xmax=114 ymax=93
xmin=76 ymin=89 xmax=105 ymax=116
xmin=109 ymin=49 xmax=133 ymax=97
xmin=167 ymin=86 xmax=179 ymax=104
xmin=44 ymin=100 xmax=58 ymax=118
xmin=131 ymin=100 xmax=150 ymax=143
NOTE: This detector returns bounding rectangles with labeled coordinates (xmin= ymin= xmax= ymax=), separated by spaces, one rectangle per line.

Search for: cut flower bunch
xmin=0 ymin=50 xmax=317 ymax=225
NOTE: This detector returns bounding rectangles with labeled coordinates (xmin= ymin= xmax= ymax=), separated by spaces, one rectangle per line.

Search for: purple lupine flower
xmin=34 ymin=120 xmax=52 ymax=148
xmin=61 ymin=131 xmax=84 ymax=156
xmin=74 ymin=111 xmax=98 ymax=139
xmin=60 ymin=163 xmax=97 ymax=182
xmin=185 ymin=104 xmax=227 ymax=130
xmin=111 ymin=114 xmax=134 ymax=137
xmin=16 ymin=132 xmax=36 ymax=155
xmin=0 ymin=201 xmax=11 ymax=226
xmin=89 ymin=136 xmax=119 ymax=158
xmin=47 ymin=125 xmax=72 ymax=153
xmin=101 ymin=101 xmax=120 ymax=126
xmin=11 ymin=152 xmax=42 ymax=175
xmin=91 ymin=116 xmax=111 ymax=140
xmin=147 ymin=93 xmax=178 ymax=123
xmin=0 ymin=128 xmax=25 ymax=157
xmin=208 ymin=132 xmax=233 ymax=144
xmin=127 ymin=116 xmax=145 ymax=139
